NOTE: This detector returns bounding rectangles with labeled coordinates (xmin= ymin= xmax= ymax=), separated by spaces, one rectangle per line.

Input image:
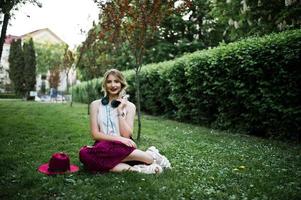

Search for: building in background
xmin=21 ymin=28 xmax=63 ymax=44
xmin=0 ymin=28 xmax=76 ymax=94
xmin=0 ymin=35 xmax=19 ymax=92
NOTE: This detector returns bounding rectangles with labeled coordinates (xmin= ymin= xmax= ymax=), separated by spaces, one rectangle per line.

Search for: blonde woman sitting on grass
xmin=79 ymin=69 xmax=171 ymax=174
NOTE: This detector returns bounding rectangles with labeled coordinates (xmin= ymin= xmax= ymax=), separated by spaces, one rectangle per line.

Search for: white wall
xmin=0 ymin=43 xmax=11 ymax=89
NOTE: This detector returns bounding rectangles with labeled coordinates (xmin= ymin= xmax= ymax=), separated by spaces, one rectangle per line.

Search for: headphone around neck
xmin=101 ymin=96 xmax=121 ymax=108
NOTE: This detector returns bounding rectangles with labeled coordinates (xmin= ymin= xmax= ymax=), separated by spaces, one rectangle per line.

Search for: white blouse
xmin=97 ymin=101 xmax=126 ymax=136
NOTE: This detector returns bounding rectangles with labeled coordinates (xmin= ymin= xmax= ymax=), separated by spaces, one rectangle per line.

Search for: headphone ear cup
xmin=111 ymin=100 xmax=121 ymax=108
xmin=101 ymin=96 xmax=109 ymax=105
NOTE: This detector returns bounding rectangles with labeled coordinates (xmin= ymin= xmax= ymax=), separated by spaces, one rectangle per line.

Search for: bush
xmin=72 ymin=29 xmax=301 ymax=141
xmin=72 ymin=78 xmax=102 ymax=104
xmin=0 ymin=93 xmax=19 ymax=99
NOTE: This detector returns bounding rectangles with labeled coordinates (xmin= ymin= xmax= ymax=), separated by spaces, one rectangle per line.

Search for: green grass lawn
xmin=0 ymin=100 xmax=300 ymax=200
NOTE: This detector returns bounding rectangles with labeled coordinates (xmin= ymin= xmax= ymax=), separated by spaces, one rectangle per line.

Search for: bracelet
xmin=117 ymin=112 xmax=125 ymax=118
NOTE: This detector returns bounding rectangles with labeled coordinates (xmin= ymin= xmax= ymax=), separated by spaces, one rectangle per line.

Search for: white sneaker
xmin=147 ymin=146 xmax=171 ymax=169
xmin=132 ymin=163 xmax=163 ymax=174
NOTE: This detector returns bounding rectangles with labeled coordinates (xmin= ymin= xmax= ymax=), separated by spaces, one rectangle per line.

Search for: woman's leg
xmin=111 ymin=150 xmax=163 ymax=174
xmin=111 ymin=162 xmax=163 ymax=174
xmin=122 ymin=149 xmax=154 ymax=164
xmin=110 ymin=163 xmax=139 ymax=173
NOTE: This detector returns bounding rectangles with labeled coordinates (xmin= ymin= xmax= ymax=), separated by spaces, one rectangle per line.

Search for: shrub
xmin=72 ymin=29 xmax=301 ymax=140
xmin=0 ymin=93 xmax=19 ymax=99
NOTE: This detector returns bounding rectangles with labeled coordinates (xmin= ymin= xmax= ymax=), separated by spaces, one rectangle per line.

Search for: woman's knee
xmin=125 ymin=149 xmax=153 ymax=164
xmin=110 ymin=163 xmax=132 ymax=172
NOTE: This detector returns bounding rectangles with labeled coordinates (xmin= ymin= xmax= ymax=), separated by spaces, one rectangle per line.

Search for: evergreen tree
xmin=8 ymin=39 xmax=25 ymax=97
xmin=23 ymin=38 xmax=36 ymax=99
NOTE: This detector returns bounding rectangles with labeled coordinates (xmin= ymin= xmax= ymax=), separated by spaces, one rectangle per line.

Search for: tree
xmin=75 ymin=25 xmax=112 ymax=81
xmin=62 ymin=46 xmax=74 ymax=93
xmin=0 ymin=0 xmax=41 ymax=61
xmin=143 ymin=0 xmax=212 ymax=64
xmin=209 ymin=0 xmax=301 ymax=42
xmin=23 ymin=38 xmax=36 ymax=99
xmin=8 ymin=38 xmax=25 ymax=97
xmin=78 ymin=0 xmax=301 ymax=77
xmin=35 ymin=42 xmax=65 ymax=74
xmin=48 ymin=68 xmax=60 ymax=89
xmin=95 ymin=0 xmax=191 ymax=140
xmin=34 ymin=42 xmax=65 ymax=95
xmin=79 ymin=0 xmax=212 ymax=74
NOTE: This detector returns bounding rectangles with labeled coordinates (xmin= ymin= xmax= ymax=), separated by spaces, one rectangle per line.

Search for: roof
xmin=4 ymin=35 xmax=20 ymax=44
xmin=20 ymin=28 xmax=65 ymax=44
xmin=5 ymin=28 xmax=66 ymax=45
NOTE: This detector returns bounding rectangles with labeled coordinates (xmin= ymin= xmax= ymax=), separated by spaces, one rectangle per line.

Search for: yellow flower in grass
xmin=239 ymin=165 xmax=246 ymax=170
xmin=233 ymin=165 xmax=246 ymax=172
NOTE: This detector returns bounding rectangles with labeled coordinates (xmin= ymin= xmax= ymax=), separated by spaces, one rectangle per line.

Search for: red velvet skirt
xmin=79 ymin=140 xmax=135 ymax=173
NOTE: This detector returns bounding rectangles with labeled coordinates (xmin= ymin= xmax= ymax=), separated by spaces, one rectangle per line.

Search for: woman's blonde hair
xmin=102 ymin=69 xmax=127 ymax=97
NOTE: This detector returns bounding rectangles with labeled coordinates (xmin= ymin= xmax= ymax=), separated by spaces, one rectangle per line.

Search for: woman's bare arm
xmin=118 ymin=101 xmax=136 ymax=138
xmin=89 ymin=100 xmax=136 ymax=147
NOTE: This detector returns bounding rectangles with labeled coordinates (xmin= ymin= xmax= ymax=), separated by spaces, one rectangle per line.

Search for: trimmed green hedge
xmin=0 ymin=93 xmax=19 ymax=99
xmin=72 ymin=78 xmax=102 ymax=104
xmin=72 ymin=29 xmax=301 ymax=140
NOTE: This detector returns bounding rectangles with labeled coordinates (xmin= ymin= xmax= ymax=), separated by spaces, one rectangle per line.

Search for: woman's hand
xmin=116 ymin=98 xmax=127 ymax=114
xmin=118 ymin=137 xmax=137 ymax=148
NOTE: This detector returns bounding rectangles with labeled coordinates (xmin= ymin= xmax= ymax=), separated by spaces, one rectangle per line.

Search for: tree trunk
xmin=70 ymin=47 xmax=84 ymax=108
xmin=70 ymin=81 xmax=73 ymax=107
xmin=66 ymin=72 xmax=69 ymax=93
xmin=135 ymin=69 xmax=142 ymax=141
xmin=0 ymin=12 xmax=10 ymax=62
xmin=70 ymin=75 xmax=75 ymax=107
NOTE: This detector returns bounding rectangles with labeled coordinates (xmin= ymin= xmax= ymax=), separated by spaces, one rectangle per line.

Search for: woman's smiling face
xmin=106 ymin=74 xmax=122 ymax=96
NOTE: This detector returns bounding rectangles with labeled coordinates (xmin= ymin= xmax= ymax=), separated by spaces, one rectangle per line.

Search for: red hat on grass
xmin=38 ymin=152 xmax=79 ymax=175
